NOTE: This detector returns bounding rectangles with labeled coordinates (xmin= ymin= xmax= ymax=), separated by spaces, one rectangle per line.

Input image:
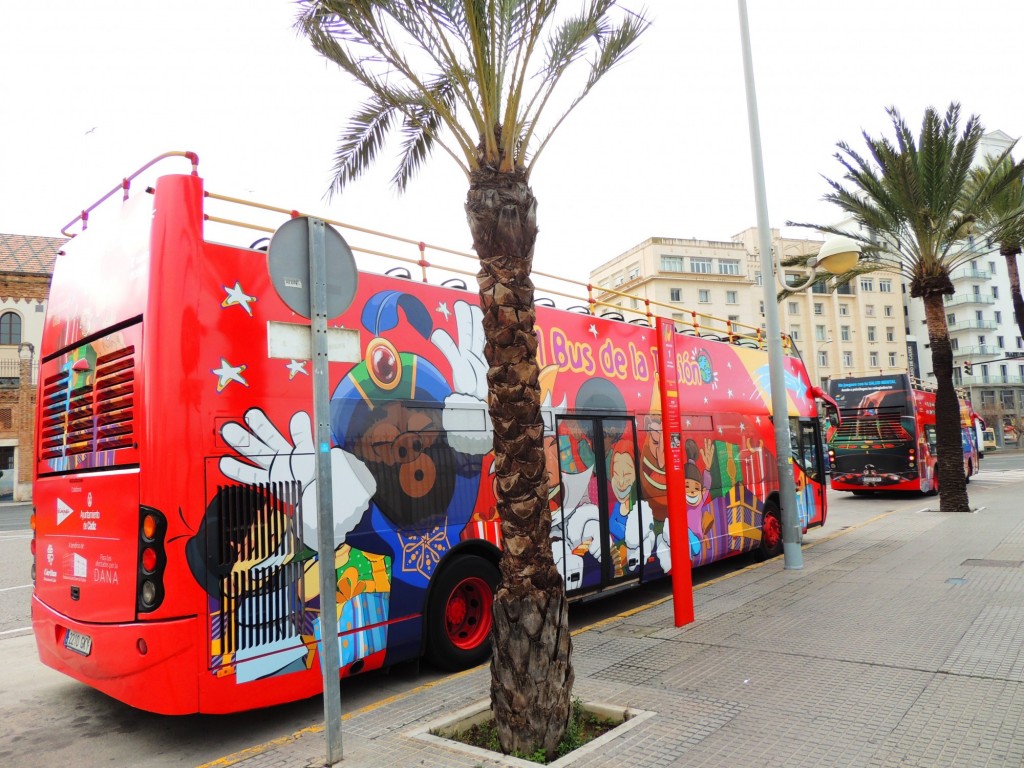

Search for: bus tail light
xmin=137 ymin=506 xmax=167 ymax=613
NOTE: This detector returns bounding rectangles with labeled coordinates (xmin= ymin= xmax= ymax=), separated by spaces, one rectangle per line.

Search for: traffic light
xmin=963 ymin=361 xmax=973 ymax=375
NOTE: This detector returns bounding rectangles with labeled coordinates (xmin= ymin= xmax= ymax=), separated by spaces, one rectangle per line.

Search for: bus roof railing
xmin=61 ymin=151 xmax=799 ymax=356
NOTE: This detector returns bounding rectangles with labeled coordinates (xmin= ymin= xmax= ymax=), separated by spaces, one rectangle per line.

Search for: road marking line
xmin=0 ymin=584 xmax=32 ymax=592
xmin=0 ymin=626 xmax=31 ymax=636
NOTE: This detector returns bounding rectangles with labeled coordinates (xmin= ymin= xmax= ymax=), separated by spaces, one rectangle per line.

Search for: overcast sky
xmin=3 ymin=1 xmax=1023 ymax=275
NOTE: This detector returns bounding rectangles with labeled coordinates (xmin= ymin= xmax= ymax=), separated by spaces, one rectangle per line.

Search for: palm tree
xmin=966 ymin=154 xmax=1024 ymax=343
xmin=790 ymin=103 xmax=1023 ymax=513
xmin=296 ymin=1 xmax=648 ymax=757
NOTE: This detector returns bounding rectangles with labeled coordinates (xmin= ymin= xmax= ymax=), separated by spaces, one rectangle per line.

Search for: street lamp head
xmin=814 ymin=235 xmax=862 ymax=275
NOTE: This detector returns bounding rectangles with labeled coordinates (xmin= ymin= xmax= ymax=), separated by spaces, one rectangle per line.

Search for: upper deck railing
xmin=60 ymin=152 xmax=798 ymax=357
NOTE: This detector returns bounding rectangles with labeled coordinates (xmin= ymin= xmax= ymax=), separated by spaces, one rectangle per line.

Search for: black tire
xmin=756 ymin=500 xmax=783 ymax=561
xmin=851 ymin=490 xmax=871 ymax=497
xmin=965 ymin=461 xmax=973 ymax=484
xmin=425 ymin=554 xmax=499 ymax=671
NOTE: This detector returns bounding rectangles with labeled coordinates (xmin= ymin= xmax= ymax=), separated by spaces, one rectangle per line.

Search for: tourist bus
xmin=31 ymin=153 xmax=835 ymax=714
xmin=826 ymin=373 xmax=980 ymax=494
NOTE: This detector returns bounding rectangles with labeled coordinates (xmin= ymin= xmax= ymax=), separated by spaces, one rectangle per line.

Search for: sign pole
xmin=656 ymin=318 xmax=695 ymax=626
xmin=308 ymin=217 xmax=344 ymax=763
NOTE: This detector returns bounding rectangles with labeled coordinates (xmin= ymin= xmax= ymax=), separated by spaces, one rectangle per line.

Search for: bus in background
xmin=30 ymin=153 xmax=835 ymax=715
xmin=826 ymin=373 xmax=980 ymax=494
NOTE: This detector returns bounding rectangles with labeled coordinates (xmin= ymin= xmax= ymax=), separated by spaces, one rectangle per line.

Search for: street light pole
xmin=736 ymin=0 xmax=803 ymax=568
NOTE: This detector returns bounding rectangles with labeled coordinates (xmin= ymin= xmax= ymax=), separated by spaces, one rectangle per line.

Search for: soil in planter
xmin=445 ymin=698 xmax=618 ymax=764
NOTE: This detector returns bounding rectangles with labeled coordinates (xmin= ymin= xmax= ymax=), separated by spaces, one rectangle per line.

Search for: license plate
xmin=64 ymin=629 xmax=93 ymax=656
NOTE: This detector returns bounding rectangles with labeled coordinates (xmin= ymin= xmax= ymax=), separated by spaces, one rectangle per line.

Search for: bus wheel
xmin=965 ymin=461 xmax=973 ymax=484
xmin=426 ymin=555 xmax=499 ymax=671
xmin=757 ymin=501 xmax=783 ymax=561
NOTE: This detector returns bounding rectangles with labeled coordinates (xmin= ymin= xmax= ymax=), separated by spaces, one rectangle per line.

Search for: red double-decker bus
xmin=827 ymin=373 xmax=981 ymax=494
xmin=31 ymin=154 xmax=834 ymax=714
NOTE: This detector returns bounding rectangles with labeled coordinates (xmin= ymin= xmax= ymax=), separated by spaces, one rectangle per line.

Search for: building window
xmin=788 ymin=301 xmax=799 ymax=315
xmin=839 ymin=304 xmax=850 ymax=316
xmin=836 ymin=283 xmax=852 ymax=295
xmin=869 ymin=351 xmax=878 ymax=367
xmin=995 ymin=310 xmax=1002 ymax=323
xmin=886 ymin=327 xmax=895 ymax=342
xmin=813 ymin=302 xmax=824 ymax=315
xmin=840 ymin=326 xmax=851 ymax=342
xmin=791 ymin=326 xmax=801 ymax=341
xmin=947 ymin=313 xmax=956 ymax=325
xmin=843 ymin=351 xmax=853 ymax=367
xmin=981 ymin=390 xmax=996 ymax=407
xmin=754 ymin=271 xmax=762 ymax=286
xmin=670 ymin=287 xmax=681 ymax=302
xmin=951 ymin=337 xmax=959 ymax=350
xmin=815 ymin=325 xmax=827 ymax=341
xmin=879 ymin=279 xmax=893 ymax=293
xmin=661 ymin=255 xmax=684 ymax=273
xmin=1002 ymin=389 xmax=1015 ymax=408
xmin=979 ymin=335 xmax=986 ymax=346
xmin=759 ymin=301 xmax=764 ymax=315
xmin=698 ymin=289 xmax=711 ymax=303
xmin=726 ymin=290 xmax=738 ymax=304
xmin=627 ymin=265 xmax=640 ymax=281
xmin=718 ymin=259 xmax=741 ymax=276
xmin=614 ymin=275 xmax=625 ymax=286
xmin=860 ymin=278 xmax=874 ymax=292
xmin=811 ymin=282 xmax=829 ymax=294
xmin=884 ymin=305 xmax=894 ymax=317
xmin=867 ymin=326 xmax=876 ymax=342
xmin=728 ymin=314 xmax=740 ymax=323
xmin=818 ymin=351 xmax=829 ymax=367
xmin=998 ymin=336 xmax=1005 ymax=349
xmin=691 ymin=257 xmax=712 ymax=274
xmin=993 ymin=286 xmax=1000 ymax=299
xmin=0 ymin=312 xmax=21 ymax=345
xmin=865 ymin=304 xmax=875 ymax=316
xmin=990 ymin=260 xmax=997 ymax=274
xmin=889 ymin=352 xmax=898 ymax=366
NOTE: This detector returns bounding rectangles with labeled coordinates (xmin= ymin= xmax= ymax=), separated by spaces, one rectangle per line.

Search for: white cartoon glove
xmin=219 ymin=408 xmax=376 ymax=549
xmin=431 ymin=301 xmax=492 ymax=455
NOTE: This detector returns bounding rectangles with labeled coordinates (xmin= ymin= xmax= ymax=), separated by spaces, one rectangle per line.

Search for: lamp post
xmin=737 ymin=0 xmax=860 ymax=569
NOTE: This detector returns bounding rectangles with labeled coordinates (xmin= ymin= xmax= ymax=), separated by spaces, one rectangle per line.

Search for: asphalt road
xmin=2 ymin=453 xmax=1022 ymax=767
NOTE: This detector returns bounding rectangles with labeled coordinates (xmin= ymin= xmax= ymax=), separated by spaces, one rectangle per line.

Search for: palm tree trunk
xmin=465 ymin=167 xmax=573 ymax=759
xmin=1002 ymin=246 xmax=1024 ymax=342
xmin=922 ymin=294 xmax=970 ymax=512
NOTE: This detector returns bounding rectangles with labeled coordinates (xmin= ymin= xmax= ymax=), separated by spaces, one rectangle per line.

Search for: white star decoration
xmin=222 ymin=282 xmax=257 ymax=316
xmin=286 ymin=359 xmax=308 ymax=379
xmin=437 ymin=301 xmax=451 ymax=321
xmin=727 ymin=389 xmax=734 ymax=398
xmin=212 ymin=359 xmax=248 ymax=391
xmin=589 ymin=324 xmax=598 ymax=339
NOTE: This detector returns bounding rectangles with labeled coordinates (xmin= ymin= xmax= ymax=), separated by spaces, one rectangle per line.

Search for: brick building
xmin=0 ymin=233 xmax=62 ymax=501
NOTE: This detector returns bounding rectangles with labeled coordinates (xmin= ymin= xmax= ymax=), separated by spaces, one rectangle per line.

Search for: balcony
xmin=964 ymin=375 xmax=1024 ymax=385
xmin=950 ymin=267 xmax=991 ymax=281
xmin=955 ymin=345 xmax=1001 ymax=357
xmin=944 ymin=294 xmax=995 ymax=307
xmin=948 ymin=320 xmax=997 ymax=332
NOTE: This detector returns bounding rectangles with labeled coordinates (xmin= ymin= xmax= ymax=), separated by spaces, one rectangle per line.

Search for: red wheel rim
xmin=444 ymin=576 xmax=493 ymax=650
xmin=762 ymin=511 xmax=781 ymax=549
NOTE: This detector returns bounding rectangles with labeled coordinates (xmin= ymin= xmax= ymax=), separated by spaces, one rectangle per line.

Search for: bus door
xmin=552 ymin=416 xmax=643 ymax=594
xmin=790 ymin=417 xmax=827 ymax=527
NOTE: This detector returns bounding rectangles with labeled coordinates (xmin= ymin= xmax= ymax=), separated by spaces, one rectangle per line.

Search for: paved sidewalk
xmin=210 ymin=488 xmax=1024 ymax=768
